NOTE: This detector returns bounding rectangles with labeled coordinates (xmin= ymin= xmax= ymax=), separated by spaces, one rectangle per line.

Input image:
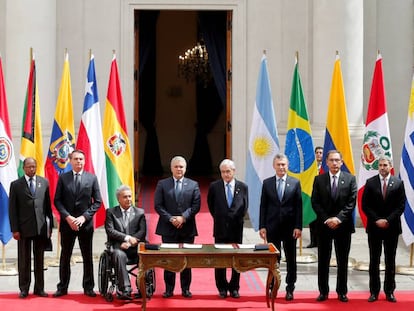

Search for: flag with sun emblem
xmin=246 ymin=54 xmax=280 ymax=231
xmin=285 ymin=55 xmax=317 ymax=227
xmin=102 ymin=54 xmax=134 ymax=208
xmin=44 ymin=51 xmax=75 ymax=222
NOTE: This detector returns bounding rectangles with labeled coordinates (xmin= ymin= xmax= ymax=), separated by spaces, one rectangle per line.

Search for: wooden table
xmin=137 ymin=243 xmax=280 ymax=311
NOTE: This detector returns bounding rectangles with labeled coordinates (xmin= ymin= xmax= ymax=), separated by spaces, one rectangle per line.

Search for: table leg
xmin=266 ymin=267 xmax=280 ymax=311
xmin=137 ymin=266 xmax=147 ymax=311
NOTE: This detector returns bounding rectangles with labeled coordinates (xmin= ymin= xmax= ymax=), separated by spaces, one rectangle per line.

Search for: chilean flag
xmin=76 ymin=54 xmax=109 ymax=228
xmin=357 ymin=54 xmax=393 ymax=227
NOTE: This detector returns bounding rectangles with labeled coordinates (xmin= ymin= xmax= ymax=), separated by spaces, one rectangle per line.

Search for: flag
xmin=0 ymin=56 xmax=18 ymax=244
xmin=76 ymin=54 xmax=109 ymax=228
xmin=102 ymin=54 xmax=134 ymax=208
xmin=400 ymin=73 xmax=414 ymax=246
xmin=18 ymin=53 xmax=44 ymax=177
xmin=357 ymin=54 xmax=393 ymax=227
xmin=285 ymin=56 xmax=317 ymax=226
xmin=44 ymin=52 xmax=75 ymax=221
xmin=321 ymin=54 xmax=355 ymax=176
xmin=246 ymin=54 xmax=280 ymax=231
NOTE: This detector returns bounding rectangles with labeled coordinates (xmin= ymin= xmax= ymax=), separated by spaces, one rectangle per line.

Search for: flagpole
xmin=396 ymin=244 xmax=414 ymax=275
xmin=0 ymin=244 xmax=17 ymax=276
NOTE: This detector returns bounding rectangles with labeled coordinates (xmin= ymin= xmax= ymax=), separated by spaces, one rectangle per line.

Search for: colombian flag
xmin=321 ymin=54 xmax=355 ymax=175
xmin=285 ymin=56 xmax=318 ymax=226
xmin=19 ymin=51 xmax=44 ymax=177
xmin=103 ymin=54 xmax=134 ymax=208
xmin=44 ymin=52 xmax=75 ymax=221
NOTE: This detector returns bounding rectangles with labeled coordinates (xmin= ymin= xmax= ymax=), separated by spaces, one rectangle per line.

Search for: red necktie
xmin=382 ymin=178 xmax=387 ymax=199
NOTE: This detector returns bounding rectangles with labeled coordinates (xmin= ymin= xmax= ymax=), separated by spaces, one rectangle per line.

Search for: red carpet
xmin=138 ymin=177 xmax=265 ymax=295
xmin=1 ymin=291 xmax=414 ymax=310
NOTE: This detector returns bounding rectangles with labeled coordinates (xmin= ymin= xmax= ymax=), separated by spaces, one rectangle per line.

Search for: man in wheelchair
xmin=104 ymin=185 xmax=146 ymax=300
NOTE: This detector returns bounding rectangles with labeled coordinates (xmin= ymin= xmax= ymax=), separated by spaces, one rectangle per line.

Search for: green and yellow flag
xmin=18 ymin=51 xmax=44 ymax=177
xmin=285 ymin=55 xmax=318 ymax=226
xmin=103 ymin=54 xmax=134 ymax=207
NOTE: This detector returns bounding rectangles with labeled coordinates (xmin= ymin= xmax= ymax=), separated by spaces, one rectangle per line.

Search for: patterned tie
xmin=382 ymin=178 xmax=387 ymax=199
xmin=331 ymin=175 xmax=337 ymax=199
xmin=29 ymin=177 xmax=35 ymax=195
xmin=277 ymin=178 xmax=284 ymax=200
xmin=226 ymin=183 xmax=233 ymax=208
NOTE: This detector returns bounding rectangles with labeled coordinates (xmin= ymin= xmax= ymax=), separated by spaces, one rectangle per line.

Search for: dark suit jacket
xmin=54 ymin=170 xmax=102 ymax=232
xmin=311 ymin=171 xmax=357 ymax=233
xmin=9 ymin=175 xmax=53 ymax=238
xmin=259 ymin=175 xmax=302 ymax=240
xmin=362 ymin=175 xmax=405 ymax=235
xmin=105 ymin=206 xmax=146 ymax=258
xmin=154 ymin=177 xmax=201 ymax=238
xmin=207 ymin=179 xmax=248 ymax=242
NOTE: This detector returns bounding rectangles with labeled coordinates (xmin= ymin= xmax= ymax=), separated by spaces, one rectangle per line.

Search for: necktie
xmin=382 ymin=178 xmax=387 ymax=199
xmin=29 ymin=177 xmax=35 ymax=195
xmin=175 ymin=180 xmax=182 ymax=201
xmin=226 ymin=183 xmax=233 ymax=207
xmin=75 ymin=173 xmax=81 ymax=194
xmin=277 ymin=178 xmax=284 ymax=200
xmin=123 ymin=210 xmax=129 ymax=234
xmin=331 ymin=175 xmax=337 ymax=199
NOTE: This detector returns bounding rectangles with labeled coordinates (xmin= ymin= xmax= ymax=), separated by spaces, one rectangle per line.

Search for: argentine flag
xmin=246 ymin=54 xmax=280 ymax=231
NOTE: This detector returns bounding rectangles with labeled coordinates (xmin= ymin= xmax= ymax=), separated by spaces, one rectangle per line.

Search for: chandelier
xmin=178 ymin=40 xmax=211 ymax=87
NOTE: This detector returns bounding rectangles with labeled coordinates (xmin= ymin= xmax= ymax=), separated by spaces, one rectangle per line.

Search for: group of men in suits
xmin=9 ymin=150 xmax=406 ymax=304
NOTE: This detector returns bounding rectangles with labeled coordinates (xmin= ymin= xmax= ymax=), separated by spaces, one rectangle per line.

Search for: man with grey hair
xmin=259 ymin=153 xmax=302 ymax=301
xmin=154 ymin=156 xmax=201 ymax=298
xmin=105 ymin=185 xmax=146 ymax=300
xmin=362 ymin=156 xmax=406 ymax=303
xmin=207 ymin=159 xmax=248 ymax=298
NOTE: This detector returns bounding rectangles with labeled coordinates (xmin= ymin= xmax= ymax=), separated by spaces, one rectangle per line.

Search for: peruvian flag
xmin=357 ymin=54 xmax=394 ymax=227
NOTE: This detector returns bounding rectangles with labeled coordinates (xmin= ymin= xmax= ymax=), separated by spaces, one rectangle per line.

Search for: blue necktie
xmin=175 ymin=180 xmax=182 ymax=201
xmin=277 ymin=178 xmax=284 ymax=200
xmin=29 ymin=178 xmax=35 ymax=195
xmin=226 ymin=183 xmax=233 ymax=208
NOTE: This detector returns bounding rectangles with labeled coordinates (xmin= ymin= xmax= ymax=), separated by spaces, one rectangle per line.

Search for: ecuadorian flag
xmin=285 ymin=56 xmax=317 ymax=226
xmin=103 ymin=54 xmax=134 ymax=208
xmin=321 ymin=54 xmax=355 ymax=175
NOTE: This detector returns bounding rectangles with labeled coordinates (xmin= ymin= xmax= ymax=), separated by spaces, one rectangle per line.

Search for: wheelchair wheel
xmin=145 ymin=269 xmax=156 ymax=298
xmin=98 ymin=251 xmax=110 ymax=296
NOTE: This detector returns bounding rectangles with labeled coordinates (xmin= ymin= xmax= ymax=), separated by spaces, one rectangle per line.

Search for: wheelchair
xmin=98 ymin=244 xmax=155 ymax=302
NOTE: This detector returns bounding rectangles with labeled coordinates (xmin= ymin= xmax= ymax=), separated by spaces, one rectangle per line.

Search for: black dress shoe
xmin=218 ymin=290 xmax=227 ymax=298
xmin=230 ymin=290 xmax=240 ymax=298
xmin=182 ymin=290 xmax=192 ymax=298
xmin=84 ymin=289 xmax=97 ymax=297
xmin=305 ymin=243 xmax=316 ymax=248
xmin=162 ymin=291 xmax=173 ymax=298
xmin=118 ymin=291 xmax=132 ymax=300
xmin=386 ymin=293 xmax=397 ymax=302
xmin=19 ymin=291 xmax=28 ymax=298
xmin=285 ymin=291 xmax=294 ymax=301
xmin=53 ymin=289 xmax=68 ymax=297
xmin=338 ymin=294 xmax=348 ymax=302
xmin=134 ymin=291 xmax=142 ymax=299
xmin=316 ymin=294 xmax=328 ymax=301
xmin=368 ymin=294 xmax=378 ymax=302
xmin=34 ymin=290 xmax=48 ymax=297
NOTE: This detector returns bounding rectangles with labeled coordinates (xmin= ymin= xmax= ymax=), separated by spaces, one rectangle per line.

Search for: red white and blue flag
xmin=0 ymin=56 xmax=18 ymax=244
xmin=76 ymin=54 xmax=109 ymax=228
